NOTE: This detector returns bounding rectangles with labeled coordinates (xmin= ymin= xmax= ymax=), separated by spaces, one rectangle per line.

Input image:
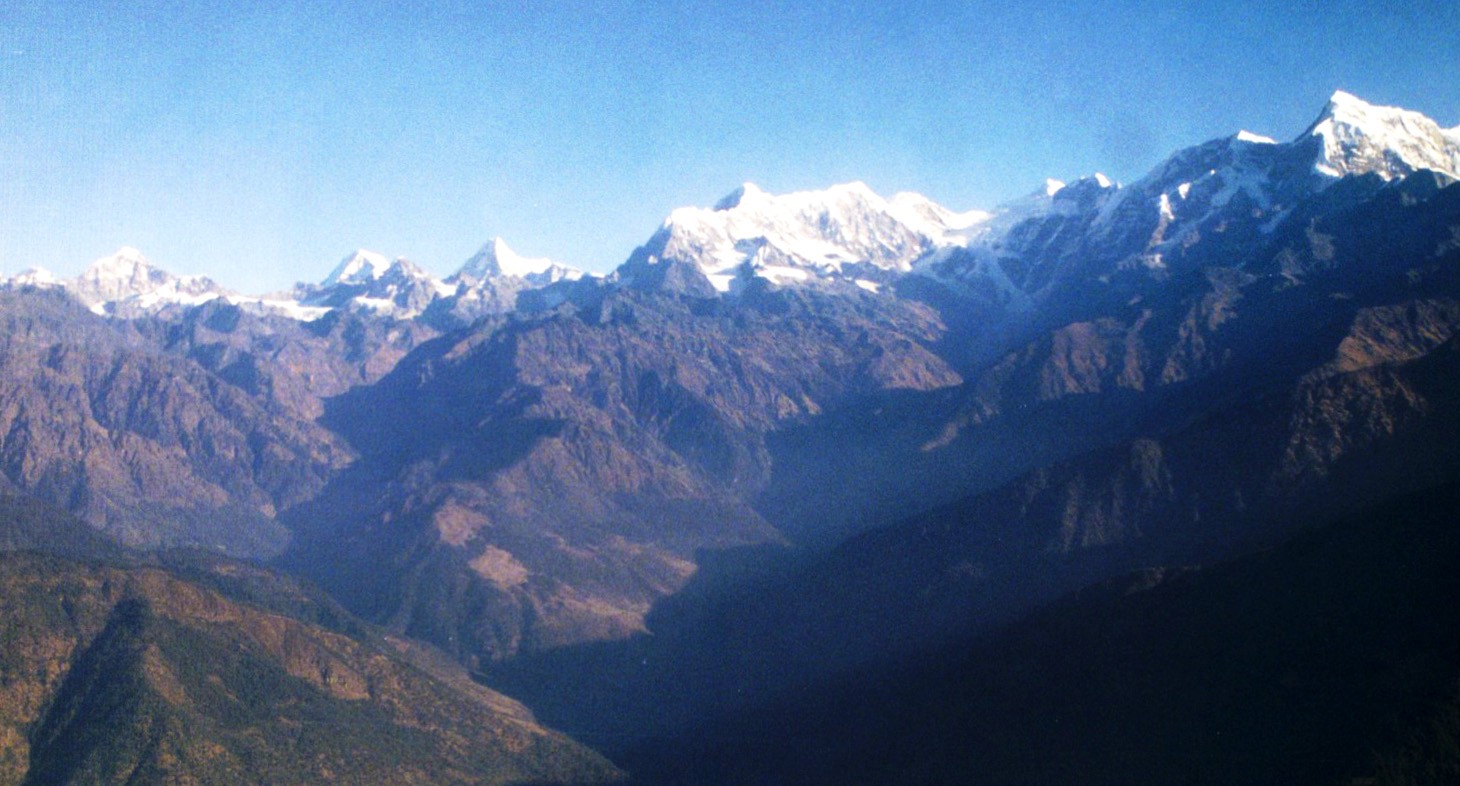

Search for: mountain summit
xmin=320 ymin=248 xmax=395 ymax=288
xmin=1304 ymin=90 xmax=1460 ymax=180
xmin=68 ymin=247 xmax=226 ymax=316
xmin=8 ymin=91 xmax=1457 ymax=323
xmin=614 ymin=180 xmax=989 ymax=295
xmin=298 ymin=250 xmax=452 ymax=318
xmin=454 ymin=237 xmax=585 ymax=286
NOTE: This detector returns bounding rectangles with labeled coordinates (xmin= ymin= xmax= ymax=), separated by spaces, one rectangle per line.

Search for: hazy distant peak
xmin=322 ymin=249 xmax=394 ymax=287
xmin=4 ymin=267 xmax=61 ymax=288
xmin=458 ymin=237 xmax=562 ymax=280
xmin=64 ymin=247 xmax=227 ymax=315
xmin=80 ymin=246 xmax=153 ymax=280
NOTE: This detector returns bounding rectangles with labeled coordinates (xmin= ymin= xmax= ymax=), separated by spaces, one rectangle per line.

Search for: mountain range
xmin=2 ymin=90 xmax=1459 ymax=783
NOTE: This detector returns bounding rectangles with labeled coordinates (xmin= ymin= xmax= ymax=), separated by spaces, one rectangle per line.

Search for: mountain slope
xmin=282 ymin=285 xmax=962 ymax=664
xmin=269 ymin=91 xmax=1460 ymax=673
xmin=622 ymin=480 xmax=1460 ymax=785
xmin=0 ymin=506 xmax=621 ymax=785
xmin=0 ymin=289 xmax=352 ymax=556
xmin=484 ymin=165 xmax=1460 ymax=749
xmin=761 ymin=110 xmax=1460 ymax=548
xmin=1 ymin=93 xmax=1456 ymax=771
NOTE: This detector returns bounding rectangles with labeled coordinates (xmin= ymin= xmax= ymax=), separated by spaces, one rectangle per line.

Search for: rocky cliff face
xmin=772 ymin=166 xmax=1460 ymax=672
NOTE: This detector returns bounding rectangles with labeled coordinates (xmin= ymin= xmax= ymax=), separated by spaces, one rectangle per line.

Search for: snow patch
xmin=1158 ymin=193 xmax=1175 ymax=221
xmin=227 ymin=295 xmax=333 ymax=321
xmin=352 ymin=296 xmax=398 ymax=313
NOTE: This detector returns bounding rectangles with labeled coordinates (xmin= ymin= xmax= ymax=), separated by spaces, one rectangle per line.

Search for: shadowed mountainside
xmin=281 ymin=286 xmax=963 ymax=664
xmin=484 ymin=179 xmax=1460 ymax=752
xmin=619 ymin=480 xmax=1460 ymax=785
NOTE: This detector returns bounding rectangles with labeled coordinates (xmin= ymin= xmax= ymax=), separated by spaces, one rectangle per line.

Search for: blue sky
xmin=2 ymin=0 xmax=1458 ymax=292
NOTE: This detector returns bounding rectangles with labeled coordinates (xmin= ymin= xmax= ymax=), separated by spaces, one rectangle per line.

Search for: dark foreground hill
xmin=0 ymin=498 xmax=620 ymax=785
xmin=621 ymin=481 xmax=1460 ymax=785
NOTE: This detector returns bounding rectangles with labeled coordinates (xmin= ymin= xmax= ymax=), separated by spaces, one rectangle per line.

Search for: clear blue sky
xmin=3 ymin=0 xmax=1458 ymax=292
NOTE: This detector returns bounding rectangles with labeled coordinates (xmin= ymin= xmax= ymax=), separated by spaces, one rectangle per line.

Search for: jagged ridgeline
xmin=0 ymin=91 xmax=1458 ymax=784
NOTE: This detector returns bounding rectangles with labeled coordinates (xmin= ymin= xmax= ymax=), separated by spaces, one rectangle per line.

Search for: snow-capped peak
xmin=78 ymin=246 xmax=152 ymax=289
xmin=442 ymin=239 xmax=591 ymax=321
xmin=633 ymin=181 xmax=990 ymax=293
xmin=2 ymin=267 xmax=60 ymax=289
xmin=1234 ymin=130 xmax=1276 ymax=145
xmin=321 ymin=249 xmax=393 ymax=288
xmin=299 ymin=250 xmax=452 ymax=317
xmin=1304 ymin=90 xmax=1460 ymax=180
xmin=94 ymin=245 xmax=147 ymax=268
xmin=455 ymin=237 xmax=580 ymax=283
xmin=68 ymin=247 xmax=225 ymax=314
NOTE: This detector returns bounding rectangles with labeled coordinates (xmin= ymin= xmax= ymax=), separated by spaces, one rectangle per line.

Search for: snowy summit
xmin=1305 ymin=90 xmax=1460 ymax=180
xmin=8 ymin=91 xmax=1456 ymax=322
xmin=454 ymin=238 xmax=585 ymax=286
xmin=620 ymin=181 xmax=990 ymax=293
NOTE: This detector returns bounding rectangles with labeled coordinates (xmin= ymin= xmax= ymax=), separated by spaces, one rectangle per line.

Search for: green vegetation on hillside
xmin=0 ymin=501 xmax=621 ymax=785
